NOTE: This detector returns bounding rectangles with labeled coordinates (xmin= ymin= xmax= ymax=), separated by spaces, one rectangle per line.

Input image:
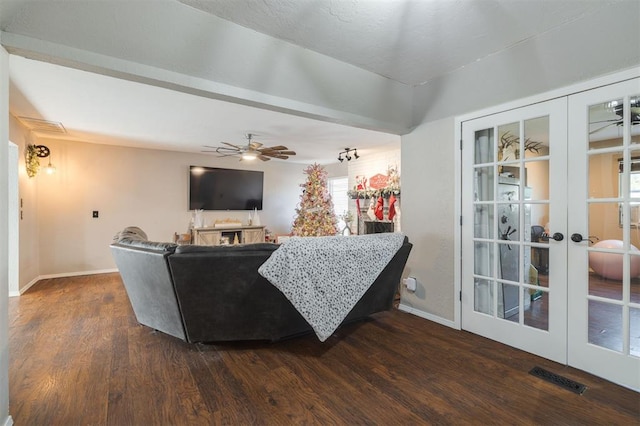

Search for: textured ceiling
xmin=178 ymin=0 xmax=608 ymax=86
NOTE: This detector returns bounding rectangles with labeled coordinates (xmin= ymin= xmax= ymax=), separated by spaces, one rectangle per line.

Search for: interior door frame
xmin=454 ymin=66 xmax=640 ymax=328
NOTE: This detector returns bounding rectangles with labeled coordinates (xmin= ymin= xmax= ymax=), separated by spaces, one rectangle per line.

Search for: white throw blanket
xmin=258 ymin=232 xmax=406 ymax=341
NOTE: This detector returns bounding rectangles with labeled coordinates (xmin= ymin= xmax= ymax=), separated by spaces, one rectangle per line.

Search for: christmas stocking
xmin=388 ymin=194 xmax=396 ymax=220
xmin=375 ymin=196 xmax=384 ymax=220
xmin=367 ymin=198 xmax=376 ymax=221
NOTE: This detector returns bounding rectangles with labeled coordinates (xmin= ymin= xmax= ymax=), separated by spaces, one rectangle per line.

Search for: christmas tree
xmin=291 ymin=163 xmax=340 ymax=236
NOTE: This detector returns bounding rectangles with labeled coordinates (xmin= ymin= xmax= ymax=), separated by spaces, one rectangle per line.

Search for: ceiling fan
xmin=589 ymin=99 xmax=640 ymax=135
xmin=202 ymin=133 xmax=296 ymax=161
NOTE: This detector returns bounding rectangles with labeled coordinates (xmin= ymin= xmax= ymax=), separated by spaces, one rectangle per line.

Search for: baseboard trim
xmin=18 ymin=269 xmax=119 ymax=295
xmin=38 ymin=268 xmax=118 ymax=280
xmin=397 ymin=303 xmax=459 ymax=330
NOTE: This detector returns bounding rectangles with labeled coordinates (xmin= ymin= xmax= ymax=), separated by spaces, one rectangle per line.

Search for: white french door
xmin=461 ymin=78 xmax=640 ymax=391
xmin=461 ymin=98 xmax=568 ymax=364
xmin=567 ymin=78 xmax=640 ymax=390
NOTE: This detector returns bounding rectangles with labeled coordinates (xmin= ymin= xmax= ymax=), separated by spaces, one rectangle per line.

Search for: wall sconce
xmin=25 ymin=144 xmax=56 ymax=177
xmin=338 ymin=147 xmax=359 ymax=163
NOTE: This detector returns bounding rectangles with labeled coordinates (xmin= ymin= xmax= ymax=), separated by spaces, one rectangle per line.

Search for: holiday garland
xmin=25 ymin=144 xmax=40 ymax=178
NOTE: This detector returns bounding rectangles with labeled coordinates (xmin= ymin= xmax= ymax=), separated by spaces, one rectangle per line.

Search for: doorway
xmin=461 ymin=78 xmax=640 ymax=391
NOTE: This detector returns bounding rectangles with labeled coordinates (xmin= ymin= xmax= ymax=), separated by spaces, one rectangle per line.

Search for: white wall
xmin=400 ymin=117 xmax=456 ymax=320
xmin=0 ymin=44 xmax=12 ymax=426
xmin=7 ymin=142 xmax=18 ymax=296
xmin=15 ymin=136 xmax=308 ymax=283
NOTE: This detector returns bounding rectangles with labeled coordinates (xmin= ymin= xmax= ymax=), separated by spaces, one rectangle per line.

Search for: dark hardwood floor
xmin=8 ymin=273 xmax=640 ymax=425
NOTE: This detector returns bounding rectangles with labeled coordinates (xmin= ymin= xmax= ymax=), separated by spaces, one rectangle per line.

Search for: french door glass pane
xmin=632 ymin=254 xmax=640 ymax=305
xmin=524 ymin=290 xmax=549 ymax=331
xmin=631 ymin=96 xmax=639 ymax=146
xmin=588 ymin=266 xmax=623 ymax=300
xmin=474 ymin=205 xmax=494 ymax=239
xmin=498 ymin=122 xmax=520 ymax=162
xmin=498 ymin=240 xmax=520 ymax=283
xmin=589 ymin=151 xmax=622 ymax=199
xmin=631 ymin=307 xmax=640 ymax=358
xmin=589 ymin=99 xmax=624 ymax=149
xmin=497 ymin=204 xmax=520 ymax=241
xmin=524 ymin=116 xmax=549 ymax=159
xmin=474 ymin=279 xmax=494 ymax=315
xmin=474 ymin=242 xmax=494 ymax=277
xmin=589 ymin=202 xmax=621 ymax=243
xmin=500 ymin=283 xmax=520 ymax=321
xmin=475 ymin=129 xmax=494 ymax=164
xmin=524 ymin=161 xmax=549 ymax=201
xmin=588 ymin=300 xmax=622 ymax=353
xmin=474 ymin=167 xmax=494 ymax=201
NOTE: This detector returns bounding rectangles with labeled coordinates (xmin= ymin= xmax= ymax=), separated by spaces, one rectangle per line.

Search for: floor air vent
xmin=529 ymin=366 xmax=587 ymax=395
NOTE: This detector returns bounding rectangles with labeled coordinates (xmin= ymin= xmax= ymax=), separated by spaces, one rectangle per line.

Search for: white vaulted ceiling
xmin=1 ymin=0 xmax=638 ymax=164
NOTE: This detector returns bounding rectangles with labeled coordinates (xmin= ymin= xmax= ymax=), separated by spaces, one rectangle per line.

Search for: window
xmin=328 ymin=176 xmax=349 ymax=228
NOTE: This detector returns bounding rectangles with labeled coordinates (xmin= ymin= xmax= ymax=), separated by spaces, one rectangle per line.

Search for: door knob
xmin=541 ymin=232 xmax=564 ymax=241
xmin=571 ymin=233 xmax=584 ymax=242
xmin=571 ymin=233 xmax=596 ymax=243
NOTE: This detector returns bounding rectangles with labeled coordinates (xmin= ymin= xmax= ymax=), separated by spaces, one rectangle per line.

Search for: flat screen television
xmin=189 ymin=166 xmax=263 ymax=211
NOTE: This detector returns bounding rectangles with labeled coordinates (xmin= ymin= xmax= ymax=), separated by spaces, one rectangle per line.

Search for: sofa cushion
xmin=115 ymin=238 xmax=178 ymax=253
xmin=174 ymin=243 xmax=278 ymax=255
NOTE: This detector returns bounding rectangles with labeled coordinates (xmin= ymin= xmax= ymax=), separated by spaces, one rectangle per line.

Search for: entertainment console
xmin=192 ymin=226 xmax=265 ymax=246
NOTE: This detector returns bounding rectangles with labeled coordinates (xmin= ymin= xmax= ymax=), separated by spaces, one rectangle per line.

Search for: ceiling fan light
xmin=242 ymin=151 xmax=258 ymax=160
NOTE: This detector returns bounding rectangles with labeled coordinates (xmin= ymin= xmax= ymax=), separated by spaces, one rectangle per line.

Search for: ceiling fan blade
xmin=589 ymin=122 xmax=617 ymax=134
xmin=275 ymin=150 xmax=296 ymax=155
xmin=590 ymin=119 xmax=621 ymax=124
xmin=249 ymin=141 xmax=263 ymax=150
xmin=258 ymin=155 xmax=271 ymax=161
xmin=262 ymin=145 xmax=288 ymax=151
xmin=213 ymin=147 xmax=239 ymax=153
xmin=221 ymin=141 xmax=242 ymax=149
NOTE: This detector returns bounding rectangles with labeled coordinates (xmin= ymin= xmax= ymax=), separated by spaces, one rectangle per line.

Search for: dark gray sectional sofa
xmin=110 ymin=227 xmax=412 ymax=343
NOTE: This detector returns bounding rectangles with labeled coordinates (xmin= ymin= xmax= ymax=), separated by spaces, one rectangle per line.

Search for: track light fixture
xmin=337 ymin=147 xmax=359 ymax=163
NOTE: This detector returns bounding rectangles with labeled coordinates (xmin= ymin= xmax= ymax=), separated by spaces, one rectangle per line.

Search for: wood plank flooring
xmin=8 ymin=273 xmax=640 ymax=425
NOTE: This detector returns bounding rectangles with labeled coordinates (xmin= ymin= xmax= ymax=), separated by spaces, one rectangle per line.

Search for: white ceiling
xmin=9 ymin=55 xmax=400 ymax=164
xmin=2 ymin=0 xmax=630 ymax=164
xmin=178 ymin=0 xmax=606 ymax=86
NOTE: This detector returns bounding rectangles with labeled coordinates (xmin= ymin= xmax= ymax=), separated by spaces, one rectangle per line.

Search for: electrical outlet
xmin=92 ymin=211 xmax=99 ymax=218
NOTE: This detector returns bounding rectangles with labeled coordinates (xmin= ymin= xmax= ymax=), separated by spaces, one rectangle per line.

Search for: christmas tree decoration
xmin=292 ymin=164 xmax=340 ymax=236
